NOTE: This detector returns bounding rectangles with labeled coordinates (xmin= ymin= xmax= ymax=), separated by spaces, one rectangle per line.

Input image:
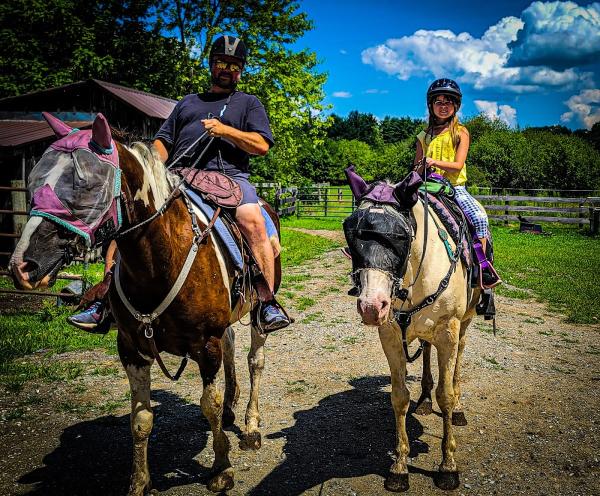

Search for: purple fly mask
xmin=28 ymin=112 xmax=121 ymax=247
xmin=344 ymin=166 xmax=422 ymax=208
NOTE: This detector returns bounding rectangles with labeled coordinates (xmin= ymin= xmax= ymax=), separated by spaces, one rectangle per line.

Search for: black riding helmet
xmin=209 ymin=35 xmax=247 ymax=65
xmin=427 ymin=78 xmax=462 ymax=109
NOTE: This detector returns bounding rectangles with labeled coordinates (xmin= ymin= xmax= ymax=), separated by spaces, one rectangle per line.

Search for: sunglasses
xmin=214 ymin=60 xmax=242 ymax=72
xmin=433 ymin=99 xmax=455 ymax=107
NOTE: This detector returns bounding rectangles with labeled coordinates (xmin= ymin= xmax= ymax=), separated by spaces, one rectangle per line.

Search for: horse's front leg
xmin=239 ymin=323 xmax=266 ymax=451
xmin=123 ymin=359 xmax=153 ymax=496
xmin=222 ymin=326 xmax=240 ymax=428
xmin=451 ymin=319 xmax=470 ymax=426
xmin=433 ymin=317 xmax=461 ymax=490
xmin=379 ymin=323 xmax=411 ymax=492
xmin=200 ymin=336 xmax=234 ymax=493
xmin=415 ymin=341 xmax=434 ymax=415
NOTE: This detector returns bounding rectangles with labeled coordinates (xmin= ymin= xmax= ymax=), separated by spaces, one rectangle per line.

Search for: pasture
xmin=0 ymin=224 xmax=599 ymax=495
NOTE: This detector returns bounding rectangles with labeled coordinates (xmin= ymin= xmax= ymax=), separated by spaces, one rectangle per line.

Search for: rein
xmin=114 ymin=192 xmax=221 ymax=381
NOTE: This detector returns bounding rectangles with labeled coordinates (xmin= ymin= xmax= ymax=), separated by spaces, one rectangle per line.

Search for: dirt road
xmin=1 ymin=232 xmax=599 ymax=495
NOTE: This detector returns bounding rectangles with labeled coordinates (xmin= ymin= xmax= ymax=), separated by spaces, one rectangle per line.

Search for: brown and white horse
xmin=9 ymin=113 xmax=276 ymax=494
xmin=343 ymin=169 xmax=480 ymax=492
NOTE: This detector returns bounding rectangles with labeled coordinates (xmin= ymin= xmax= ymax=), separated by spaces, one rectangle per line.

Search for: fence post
xmin=503 ymin=188 xmax=509 ymax=225
xmin=324 ymin=188 xmax=328 ymax=217
xmin=579 ymin=201 xmax=584 ymax=230
xmin=11 ymin=180 xmax=27 ymax=247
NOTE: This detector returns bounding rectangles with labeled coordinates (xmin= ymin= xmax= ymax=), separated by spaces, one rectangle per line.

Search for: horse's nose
xmin=358 ymin=297 xmax=390 ymax=326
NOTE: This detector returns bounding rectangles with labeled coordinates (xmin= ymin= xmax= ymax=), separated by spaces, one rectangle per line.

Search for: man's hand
xmin=201 ymin=118 xmax=227 ymax=138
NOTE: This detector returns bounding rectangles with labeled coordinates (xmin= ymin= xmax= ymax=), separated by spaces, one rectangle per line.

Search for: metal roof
xmin=93 ymin=80 xmax=176 ymax=119
xmin=0 ymin=120 xmax=91 ymax=148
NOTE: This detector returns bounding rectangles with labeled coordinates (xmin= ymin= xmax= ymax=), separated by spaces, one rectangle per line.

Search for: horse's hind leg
xmin=452 ymin=319 xmax=470 ymax=426
xmin=415 ymin=341 xmax=434 ymax=415
xmin=222 ymin=326 xmax=240 ymax=428
xmin=239 ymin=324 xmax=266 ymax=451
xmin=433 ymin=317 xmax=461 ymax=490
xmin=379 ymin=323 xmax=411 ymax=492
xmin=200 ymin=336 xmax=234 ymax=493
xmin=124 ymin=361 xmax=153 ymax=496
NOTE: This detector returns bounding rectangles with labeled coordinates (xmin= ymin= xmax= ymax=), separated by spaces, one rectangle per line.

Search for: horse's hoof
xmin=239 ymin=431 xmax=262 ymax=451
xmin=207 ymin=468 xmax=234 ymax=493
xmin=452 ymin=411 xmax=467 ymax=426
xmin=222 ymin=408 xmax=236 ymax=428
xmin=434 ymin=471 xmax=460 ymax=490
xmin=384 ymin=472 xmax=409 ymax=492
xmin=415 ymin=399 xmax=433 ymax=416
xmin=127 ymin=477 xmax=152 ymax=496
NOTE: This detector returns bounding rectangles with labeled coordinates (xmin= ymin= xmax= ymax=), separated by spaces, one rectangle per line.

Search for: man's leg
xmin=236 ymin=203 xmax=275 ymax=301
xmin=235 ymin=203 xmax=290 ymax=331
xmin=68 ymin=240 xmax=117 ymax=333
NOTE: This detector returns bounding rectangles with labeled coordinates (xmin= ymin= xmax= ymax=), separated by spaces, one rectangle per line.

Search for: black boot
xmin=259 ymin=300 xmax=291 ymax=333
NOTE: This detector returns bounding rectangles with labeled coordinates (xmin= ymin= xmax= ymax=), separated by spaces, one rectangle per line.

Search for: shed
xmin=0 ymin=79 xmax=177 ymax=263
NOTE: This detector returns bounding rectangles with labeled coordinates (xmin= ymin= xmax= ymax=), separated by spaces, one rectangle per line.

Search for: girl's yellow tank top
xmin=416 ymin=126 xmax=468 ymax=186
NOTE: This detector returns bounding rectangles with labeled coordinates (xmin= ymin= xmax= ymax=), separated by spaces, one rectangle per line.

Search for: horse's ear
xmin=394 ymin=171 xmax=423 ymax=208
xmin=91 ymin=113 xmax=112 ymax=151
xmin=42 ymin=112 xmax=72 ymax=139
xmin=344 ymin=165 xmax=369 ymax=199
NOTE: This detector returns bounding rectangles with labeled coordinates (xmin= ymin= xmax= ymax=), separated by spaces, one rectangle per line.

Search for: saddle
xmin=174 ymin=168 xmax=284 ymax=318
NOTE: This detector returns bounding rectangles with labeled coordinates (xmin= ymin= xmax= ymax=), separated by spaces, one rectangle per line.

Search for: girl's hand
xmin=425 ymin=157 xmax=437 ymax=167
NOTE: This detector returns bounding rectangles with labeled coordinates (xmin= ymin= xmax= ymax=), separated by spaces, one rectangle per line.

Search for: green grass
xmin=281 ymin=217 xmax=344 ymax=230
xmin=279 ymin=228 xmax=343 ymax=267
xmin=492 ymin=225 xmax=600 ymax=323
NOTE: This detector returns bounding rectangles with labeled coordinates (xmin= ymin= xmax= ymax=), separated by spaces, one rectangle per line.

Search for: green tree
xmin=327 ymin=111 xmax=381 ymax=147
xmin=380 ymin=116 xmax=424 ymax=144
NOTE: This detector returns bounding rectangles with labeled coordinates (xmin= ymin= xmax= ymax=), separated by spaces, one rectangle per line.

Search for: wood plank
xmin=475 ymin=195 xmax=585 ymax=203
xmin=483 ymin=205 xmax=584 ymax=213
xmin=489 ymin=215 xmax=588 ymax=224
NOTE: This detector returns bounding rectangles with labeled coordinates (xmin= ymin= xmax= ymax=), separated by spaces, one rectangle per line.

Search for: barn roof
xmin=0 ymin=79 xmax=177 ymax=119
xmin=0 ymin=120 xmax=91 ymax=148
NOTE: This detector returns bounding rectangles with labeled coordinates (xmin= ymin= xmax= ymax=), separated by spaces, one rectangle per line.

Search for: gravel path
xmin=1 ymin=231 xmax=599 ymax=495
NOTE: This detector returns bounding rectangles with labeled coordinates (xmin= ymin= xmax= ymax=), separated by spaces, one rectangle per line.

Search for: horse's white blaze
xmin=9 ymin=216 xmax=43 ymax=268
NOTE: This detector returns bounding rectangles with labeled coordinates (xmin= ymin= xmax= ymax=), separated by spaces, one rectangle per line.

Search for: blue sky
xmin=292 ymin=0 xmax=600 ymax=130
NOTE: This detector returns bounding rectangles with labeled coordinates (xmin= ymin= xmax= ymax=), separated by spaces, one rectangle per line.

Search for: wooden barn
xmin=0 ymin=79 xmax=176 ymax=265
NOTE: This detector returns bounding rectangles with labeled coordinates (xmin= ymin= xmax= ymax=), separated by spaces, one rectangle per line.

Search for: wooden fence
xmin=273 ymin=184 xmax=600 ymax=233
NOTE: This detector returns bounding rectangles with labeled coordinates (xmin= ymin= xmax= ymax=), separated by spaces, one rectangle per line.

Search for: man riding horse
xmin=69 ymin=35 xmax=290 ymax=333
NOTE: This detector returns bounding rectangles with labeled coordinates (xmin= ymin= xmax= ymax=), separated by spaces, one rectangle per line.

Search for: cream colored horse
xmin=345 ymin=187 xmax=480 ymax=491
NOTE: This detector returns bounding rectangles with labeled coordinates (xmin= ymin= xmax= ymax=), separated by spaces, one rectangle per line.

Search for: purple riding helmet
xmin=29 ymin=112 xmax=122 ymax=247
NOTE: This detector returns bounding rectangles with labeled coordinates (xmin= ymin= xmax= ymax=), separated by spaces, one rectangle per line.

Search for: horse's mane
xmin=127 ymin=142 xmax=178 ymax=210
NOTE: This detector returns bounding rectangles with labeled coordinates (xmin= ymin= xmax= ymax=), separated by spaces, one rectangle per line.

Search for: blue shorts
xmin=229 ymin=173 xmax=258 ymax=205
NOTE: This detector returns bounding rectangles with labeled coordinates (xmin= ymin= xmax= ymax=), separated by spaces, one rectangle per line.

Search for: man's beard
xmin=211 ymin=71 xmax=237 ymax=90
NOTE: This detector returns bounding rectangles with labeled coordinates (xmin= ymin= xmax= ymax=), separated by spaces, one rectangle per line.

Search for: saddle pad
xmin=422 ymin=192 xmax=471 ymax=265
xmin=184 ymin=188 xmax=278 ymax=271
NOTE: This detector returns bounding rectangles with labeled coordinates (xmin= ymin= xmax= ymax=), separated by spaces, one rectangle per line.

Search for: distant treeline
xmin=278 ymin=111 xmax=600 ymax=191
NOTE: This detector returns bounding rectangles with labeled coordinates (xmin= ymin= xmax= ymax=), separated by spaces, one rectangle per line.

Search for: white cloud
xmin=509 ymin=1 xmax=600 ymax=69
xmin=361 ymin=1 xmax=597 ymax=93
xmin=340 ymin=49 xmax=348 ymax=55
xmin=560 ymin=89 xmax=600 ymax=129
xmin=332 ymin=91 xmax=352 ymax=98
xmin=364 ymin=88 xmax=389 ymax=94
xmin=474 ymin=100 xmax=518 ymax=127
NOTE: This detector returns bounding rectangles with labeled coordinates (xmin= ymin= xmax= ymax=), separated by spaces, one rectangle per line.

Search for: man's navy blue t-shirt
xmin=154 ymin=91 xmax=274 ymax=176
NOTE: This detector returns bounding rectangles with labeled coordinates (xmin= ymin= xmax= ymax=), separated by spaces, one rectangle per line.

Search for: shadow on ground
xmin=250 ymin=375 xmax=431 ymax=495
xmin=17 ymin=390 xmax=211 ymax=495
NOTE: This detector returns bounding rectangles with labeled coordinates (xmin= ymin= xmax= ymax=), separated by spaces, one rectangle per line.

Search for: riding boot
xmin=476 ymin=288 xmax=496 ymax=320
xmin=472 ymin=238 xmax=501 ymax=289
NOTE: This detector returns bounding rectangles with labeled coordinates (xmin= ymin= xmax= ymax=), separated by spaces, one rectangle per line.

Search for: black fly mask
xmin=342 ymin=166 xmax=422 ymax=295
